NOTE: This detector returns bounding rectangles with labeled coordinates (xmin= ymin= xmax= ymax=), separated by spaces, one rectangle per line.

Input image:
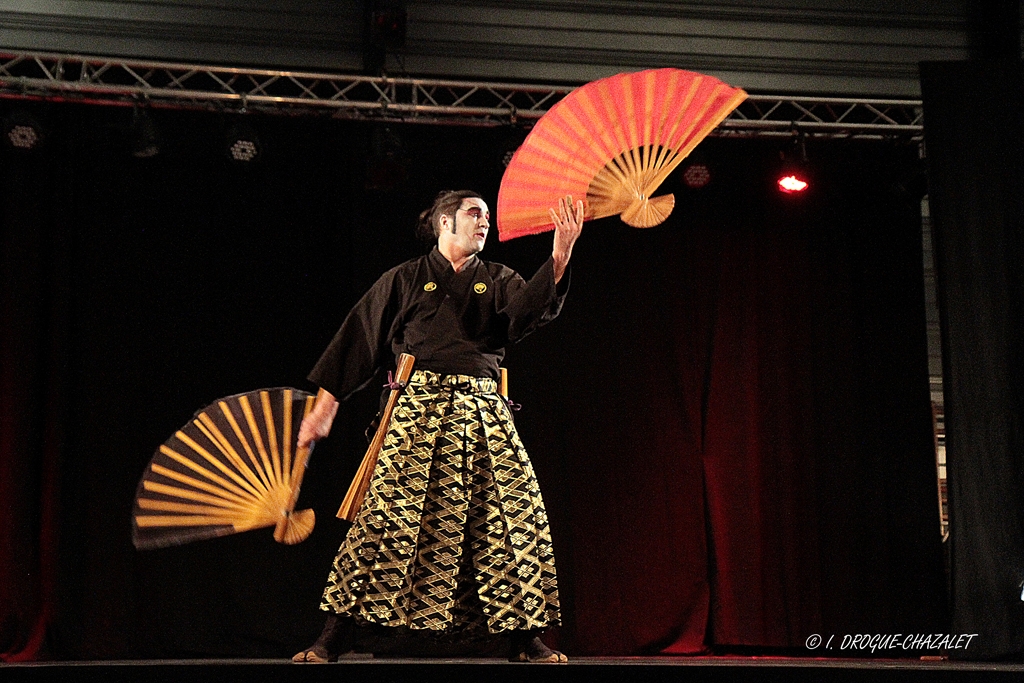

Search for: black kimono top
xmin=309 ymin=247 xmax=569 ymax=401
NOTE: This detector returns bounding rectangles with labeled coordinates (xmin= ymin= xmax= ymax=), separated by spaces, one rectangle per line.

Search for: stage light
xmin=365 ymin=123 xmax=408 ymax=191
xmin=371 ymin=124 xmax=403 ymax=159
xmin=500 ymin=146 xmax=517 ymax=168
xmin=2 ymin=110 xmax=44 ymax=151
xmin=130 ymin=107 xmax=160 ymax=158
xmin=497 ymin=127 xmax=527 ymax=170
xmin=676 ymin=147 xmax=715 ymax=191
xmin=369 ymin=0 xmax=407 ymax=51
xmin=777 ymin=130 xmax=811 ymax=195
xmin=778 ymin=174 xmax=809 ymax=194
xmin=7 ymin=124 xmax=38 ymax=149
xmin=683 ymin=162 xmax=712 ymax=189
xmin=229 ymin=139 xmax=259 ymax=162
xmin=365 ymin=0 xmax=406 ymax=73
xmin=225 ymin=122 xmax=262 ymax=163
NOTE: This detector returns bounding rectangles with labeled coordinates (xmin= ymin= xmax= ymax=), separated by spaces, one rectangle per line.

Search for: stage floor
xmin=4 ymin=657 xmax=1024 ymax=683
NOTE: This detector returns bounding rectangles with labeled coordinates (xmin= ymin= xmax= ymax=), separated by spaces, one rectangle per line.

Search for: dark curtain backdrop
xmin=921 ymin=60 xmax=1024 ymax=661
xmin=0 ymin=101 xmax=945 ymax=660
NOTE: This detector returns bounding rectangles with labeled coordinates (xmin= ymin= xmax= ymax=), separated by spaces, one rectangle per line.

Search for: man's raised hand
xmin=550 ymin=194 xmax=584 ymax=283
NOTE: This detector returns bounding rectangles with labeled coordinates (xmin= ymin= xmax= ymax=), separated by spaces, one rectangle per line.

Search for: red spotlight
xmin=778 ymin=173 xmax=809 ymax=193
xmin=776 ymin=129 xmax=811 ymax=194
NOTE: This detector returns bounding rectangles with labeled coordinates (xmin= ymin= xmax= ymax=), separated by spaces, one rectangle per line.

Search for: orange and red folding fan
xmin=132 ymin=387 xmax=317 ymax=550
xmin=497 ymin=69 xmax=747 ymax=241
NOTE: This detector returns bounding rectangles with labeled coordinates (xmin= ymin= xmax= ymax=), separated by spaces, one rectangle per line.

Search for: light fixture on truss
xmin=225 ymin=121 xmax=263 ymax=164
xmin=2 ymin=109 xmax=44 ymax=151
xmin=777 ymin=128 xmax=811 ymax=195
xmin=130 ymin=106 xmax=161 ymax=159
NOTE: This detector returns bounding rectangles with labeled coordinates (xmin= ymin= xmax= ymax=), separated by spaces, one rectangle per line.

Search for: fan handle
xmin=272 ymin=391 xmax=322 ymax=544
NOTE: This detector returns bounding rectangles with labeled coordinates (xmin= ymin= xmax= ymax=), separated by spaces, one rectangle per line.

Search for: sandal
xmin=292 ymin=613 xmax=353 ymax=663
xmin=292 ymin=647 xmax=334 ymax=663
xmin=509 ymin=634 xmax=568 ymax=663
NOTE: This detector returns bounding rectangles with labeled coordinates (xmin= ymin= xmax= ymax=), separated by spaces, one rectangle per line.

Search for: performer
xmin=292 ymin=190 xmax=583 ymax=663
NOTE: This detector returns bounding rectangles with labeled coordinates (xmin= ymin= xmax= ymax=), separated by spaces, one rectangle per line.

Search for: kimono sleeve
xmin=500 ymin=256 xmax=570 ymax=343
xmin=307 ymin=268 xmax=402 ymax=401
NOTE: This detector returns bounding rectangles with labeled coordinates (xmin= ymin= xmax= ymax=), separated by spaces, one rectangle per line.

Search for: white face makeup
xmin=443 ymin=197 xmax=491 ymax=256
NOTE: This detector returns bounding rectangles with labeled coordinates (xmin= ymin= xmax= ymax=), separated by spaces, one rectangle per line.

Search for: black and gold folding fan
xmin=132 ymin=387 xmax=317 ymax=550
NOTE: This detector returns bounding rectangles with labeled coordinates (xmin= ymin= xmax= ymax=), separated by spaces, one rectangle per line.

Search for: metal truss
xmin=0 ymin=50 xmax=923 ymax=139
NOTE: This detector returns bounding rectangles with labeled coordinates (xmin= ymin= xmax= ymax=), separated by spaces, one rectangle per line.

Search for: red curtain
xmin=0 ymin=149 xmax=68 ymax=661
xmin=515 ymin=151 xmax=946 ymax=654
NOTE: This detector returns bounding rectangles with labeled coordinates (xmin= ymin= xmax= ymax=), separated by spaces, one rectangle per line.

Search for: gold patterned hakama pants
xmin=321 ymin=370 xmax=560 ymax=633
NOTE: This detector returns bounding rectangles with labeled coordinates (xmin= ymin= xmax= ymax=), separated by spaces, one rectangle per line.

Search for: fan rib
xmin=172 ymin=430 xmax=262 ymax=499
xmin=649 ymin=86 xmax=746 ymax=193
xmin=516 ymin=133 xmax=598 ymax=179
xmin=160 ymin=440 xmax=253 ymax=501
xmin=524 ymin=125 xmax=609 ymax=186
xmin=660 ymin=76 xmax=704 ymax=154
xmin=647 ymin=71 xmax=685 ymax=174
xmin=499 ymin=168 xmax=587 ymax=202
xmin=504 ymin=144 xmax=594 ymax=185
xmin=289 ymin=396 xmax=316 ymax=483
xmin=593 ymin=80 xmax=638 ymax=184
xmin=641 ymin=71 xmax=657 ymax=173
xmin=135 ymin=514 xmax=263 ymax=529
xmin=495 ymin=150 xmax=593 ymax=188
xmin=141 ymin=478 xmax=259 ymax=512
xmin=282 ymin=389 xmax=293 ymax=487
xmin=194 ymin=413 xmax=269 ymax=495
xmin=137 ymin=498 xmax=269 ymax=522
xmin=260 ymin=391 xmax=283 ymax=488
xmin=280 ymin=508 xmax=315 ymax=545
xmin=238 ymin=395 xmax=277 ymax=491
xmin=643 ymin=76 xmax=702 ymax=194
xmin=133 ymin=387 xmax=317 ymax=549
xmin=219 ymin=400 xmax=274 ymax=492
xmin=626 ymin=76 xmax=646 ymax=180
xmin=573 ymin=88 xmax=631 ymax=182
xmin=554 ymin=101 xmax=625 ymax=185
xmin=148 ymin=462 xmax=252 ymax=506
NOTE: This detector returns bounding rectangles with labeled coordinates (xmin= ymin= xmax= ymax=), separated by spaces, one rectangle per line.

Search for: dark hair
xmin=416 ymin=189 xmax=483 ymax=242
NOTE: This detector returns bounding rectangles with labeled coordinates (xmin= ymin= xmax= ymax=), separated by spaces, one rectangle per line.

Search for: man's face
xmin=445 ymin=197 xmax=490 ymax=255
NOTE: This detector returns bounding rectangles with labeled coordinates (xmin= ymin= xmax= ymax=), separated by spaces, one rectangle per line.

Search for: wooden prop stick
xmin=336 ymin=353 xmax=416 ymax=522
